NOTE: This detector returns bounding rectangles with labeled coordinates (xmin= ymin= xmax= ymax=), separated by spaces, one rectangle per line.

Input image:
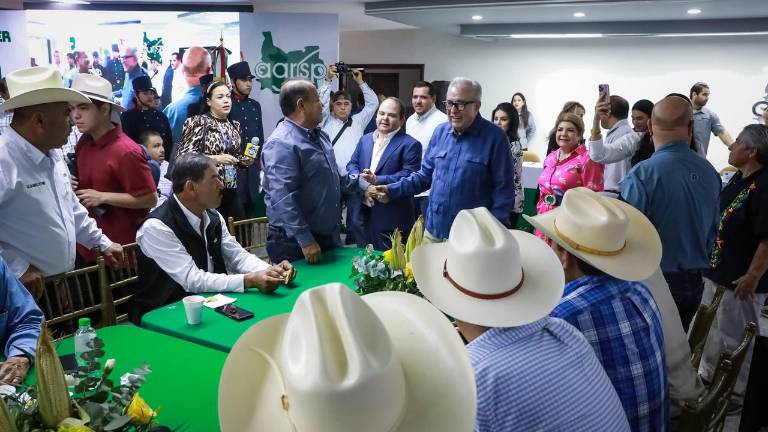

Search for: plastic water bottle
xmin=73 ymin=317 xmax=97 ymax=370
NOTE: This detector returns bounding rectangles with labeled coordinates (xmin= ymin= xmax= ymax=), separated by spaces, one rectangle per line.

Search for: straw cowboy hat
xmin=412 ymin=207 xmax=565 ymax=328
xmin=218 ymin=283 xmax=476 ymax=432
xmin=524 ymin=187 xmax=662 ymax=281
xmin=70 ymin=73 xmax=125 ymax=112
xmin=0 ymin=66 xmax=90 ymax=112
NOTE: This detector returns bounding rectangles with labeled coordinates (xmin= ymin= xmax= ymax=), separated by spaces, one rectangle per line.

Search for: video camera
xmin=335 ymin=61 xmax=352 ymax=74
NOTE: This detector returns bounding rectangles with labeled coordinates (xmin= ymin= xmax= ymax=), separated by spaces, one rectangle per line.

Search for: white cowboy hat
xmin=412 ymin=207 xmax=565 ymax=328
xmin=70 ymin=73 xmax=125 ymax=112
xmin=524 ymin=187 xmax=662 ymax=281
xmin=0 ymin=66 xmax=90 ymax=112
xmin=218 ymin=283 xmax=476 ymax=432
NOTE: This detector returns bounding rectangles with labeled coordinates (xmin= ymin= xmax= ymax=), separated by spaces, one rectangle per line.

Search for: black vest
xmin=130 ymin=197 xmax=226 ymax=324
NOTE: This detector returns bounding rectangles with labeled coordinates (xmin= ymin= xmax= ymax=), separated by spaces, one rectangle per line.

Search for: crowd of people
xmin=0 ymin=44 xmax=767 ymax=431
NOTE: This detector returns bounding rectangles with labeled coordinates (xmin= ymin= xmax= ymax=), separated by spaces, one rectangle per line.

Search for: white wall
xmin=341 ymin=29 xmax=768 ymax=170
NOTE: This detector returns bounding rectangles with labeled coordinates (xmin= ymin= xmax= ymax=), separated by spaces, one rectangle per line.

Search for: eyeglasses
xmin=443 ymin=100 xmax=477 ymax=112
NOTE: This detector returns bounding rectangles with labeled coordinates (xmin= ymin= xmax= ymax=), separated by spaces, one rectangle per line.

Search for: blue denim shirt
xmin=387 ymin=115 xmax=516 ymax=239
xmin=0 ymin=256 xmax=43 ymax=360
xmin=621 ymin=140 xmax=721 ymax=272
xmin=119 ymin=67 xmax=147 ymax=111
xmin=163 ymin=86 xmax=202 ymax=146
xmin=262 ymin=118 xmax=355 ymax=247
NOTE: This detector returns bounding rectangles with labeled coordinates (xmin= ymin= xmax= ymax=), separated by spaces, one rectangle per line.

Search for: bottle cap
xmin=78 ymin=317 xmax=91 ymax=328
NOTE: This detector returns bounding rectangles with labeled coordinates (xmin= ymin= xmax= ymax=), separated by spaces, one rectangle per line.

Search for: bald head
xmin=649 ymin=96 xmax=693 ymax=148
xmin=280 ymin=79 xmax=322 ymax=129
xmin=182 ymin=47 xmax=212 ymax=86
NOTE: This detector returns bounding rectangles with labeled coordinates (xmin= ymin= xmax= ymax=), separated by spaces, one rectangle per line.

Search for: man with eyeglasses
xmin=116 ymin=46 xmax=147 ymax=111
xmin=372 ymin=77 xmax=516 ymax=243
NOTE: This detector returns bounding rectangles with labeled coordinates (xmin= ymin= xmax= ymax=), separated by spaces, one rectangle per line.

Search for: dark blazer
xmin=347 ymin=129 xmax=422 ymax=250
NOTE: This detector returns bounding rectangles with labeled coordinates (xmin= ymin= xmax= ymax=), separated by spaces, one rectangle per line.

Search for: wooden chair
xmin=718 ymin=165 xmax=737 ymax=176
xmin=40 ymin=256 xmax=114 ymax=339
xmin=227 ymin=216 xmax=269 ymax=262
xmin=677 ymin=322 xmax=758 ymax=432
xmin=688 ymin=284 xmax=726 ymax=369
xmin=95 ymin=243 xmax=141 ymax=324
xmin=522 ymin=150 xmax=541 ymax=163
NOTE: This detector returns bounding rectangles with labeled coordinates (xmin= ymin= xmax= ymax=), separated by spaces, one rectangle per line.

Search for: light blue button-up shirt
xmin=387 ymin=115 xmax=516 ymax=239
xmin=468 ymin=317 xmax=630 ymax=432
xmin=0 ymin=256 xmax=43 ymax=360
xmin=692 ymin=107 xmax=725 ymax=156
xmin=163 ymin=86 xmax=202 ymax=146
xmin=621 ymin=140 xmax=721 ymax=272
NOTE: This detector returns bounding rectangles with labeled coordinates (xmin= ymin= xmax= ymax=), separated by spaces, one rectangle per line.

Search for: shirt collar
xmin=654 ymin=140 xmax=690 ymax=153
xmin=82 ymin=124 xmax=122 ymax=149
xmin=416 ymin=105 xmax=438 ymax=121
xmin=564 ymin=274 xmax=624 ymax=297
xmin=232 ymin=90 xmax=247 ymax=102
xmin=373 ymin=127 xmax=400 ymax=144
xmin=607 ymin=118 xmax=630 ymax=136
xmin=4 ymin=126 xmax=57 ymax=166
xmin=173 ymin=194 xmax=209 ymax=234
xmin=450 ymin=114 xmax=483 ymax=137
xmin=284 ymin=117 xmax=323 ymax=141
xmin=467 ymin=319 xmax=548 ymax=349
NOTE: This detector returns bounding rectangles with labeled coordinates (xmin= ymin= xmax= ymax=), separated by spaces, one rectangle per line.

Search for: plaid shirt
xmin=551 ymin=275 xmax=668 ymax=432
xmin=60 ymin=126 xmax=82 ymax=163
xmin=0 ymin=97 xmax=11 ymax=136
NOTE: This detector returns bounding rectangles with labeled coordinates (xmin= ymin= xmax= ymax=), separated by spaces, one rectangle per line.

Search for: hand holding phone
xmin=598 ymin=84 xmax=610 ymax=104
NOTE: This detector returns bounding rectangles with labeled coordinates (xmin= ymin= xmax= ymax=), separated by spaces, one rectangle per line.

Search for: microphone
xmin=244 ymin=136 xmax=260 ymax=159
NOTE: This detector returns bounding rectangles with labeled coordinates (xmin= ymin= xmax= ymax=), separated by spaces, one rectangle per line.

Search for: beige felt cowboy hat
xmin=524 ymin=187 xmax=662 ymax=281
xmin=70 ymin=73 xmax=126 ymax=112
xmin=412 ymin=207 xmax=565 ymax=328
xmin=0 ymin=66 xmax=90 ymax=112
xmin=218 ymin=283 xmax=476 ymax=432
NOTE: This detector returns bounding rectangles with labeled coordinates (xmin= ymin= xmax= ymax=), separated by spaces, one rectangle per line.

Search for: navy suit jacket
xmin=347 ymin=129 xmax=422 ymax=249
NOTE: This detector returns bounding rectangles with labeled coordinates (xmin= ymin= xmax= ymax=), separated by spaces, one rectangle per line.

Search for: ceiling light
xmin=472 ymin=15 xmax=483 ymax=21
xmin=573 ymin=12 xmax=586 ymax=18
xmin=687 ymin=8 xmax=702 ymax=15
xmin=55 ymin=0 xmax=91 ymax=4
xmin=509 ymin=33 xmax=603 ymax=39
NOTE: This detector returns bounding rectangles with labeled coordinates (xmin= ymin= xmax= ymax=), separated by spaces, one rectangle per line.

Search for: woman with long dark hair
xmin=511 ymin=92 xmax=536 ymax=150
xmin=492 ymin=102 xmax=524 ymax=227
xmin=175 ymin=80 xmax=254 ymax=220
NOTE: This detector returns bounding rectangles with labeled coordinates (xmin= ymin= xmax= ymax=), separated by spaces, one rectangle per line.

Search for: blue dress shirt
xmin=0 ymin=256 xmax=43 ymax=360
xmin=120 ymin=67 xmax=147 ymax=110
xmin=387 ymin=115 xmax=516 ymax=239
xmin=468 ymin=317 xmax=630 ymax=432
xmin=262 ymin=118 xmax=355 ymax=247
xmin=552 ymin=275 xmax=668 ymax=432
xmin=163 ymin=86 xmax=202 ymax=147
xmin=621 ymin=140 xmax=721 ymax=272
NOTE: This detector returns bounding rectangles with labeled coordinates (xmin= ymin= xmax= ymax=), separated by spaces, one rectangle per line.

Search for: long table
xmin=141 ymin=247 xmax=360 ymax=352
xmin=40 ymin=325 xmax=225 ymax=432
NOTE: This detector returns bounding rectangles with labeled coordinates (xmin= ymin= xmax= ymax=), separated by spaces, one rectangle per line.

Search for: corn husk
xmin=0 ymin=396 xmax=18 ymax=432
xmin=389 ymin=230 xmax=406 ymax=271
xmin=405 ymin=216 xmax=424 ymax=261
xmin=36 ymin=325 xmax=71 ymax=427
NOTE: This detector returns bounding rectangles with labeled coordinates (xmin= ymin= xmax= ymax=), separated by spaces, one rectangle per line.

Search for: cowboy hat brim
xmin=0 ymin=87 xmax=91 ymax=112
xmin=412 ymin=230 xmax=565 ymax=328
xmin=523 ymin=198 xmax=662 ymax=281
xmin=77 ymin=91 xmax=126 ymax=113
xmin=218 ymin=291 xmax=476 ymax=432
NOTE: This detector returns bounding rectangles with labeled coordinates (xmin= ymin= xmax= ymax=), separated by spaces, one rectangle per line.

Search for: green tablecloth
xmin=54 ymin=325 xmax=225 ymax=432
xmin=141 ymin=247 xmax=360 ymax=352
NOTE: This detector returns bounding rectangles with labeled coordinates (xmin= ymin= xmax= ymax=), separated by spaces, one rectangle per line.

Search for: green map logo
xmin=0 ymin=31 xmax=11 ymax=43
xmin=254 ymin=31 xmax=327 ymax=94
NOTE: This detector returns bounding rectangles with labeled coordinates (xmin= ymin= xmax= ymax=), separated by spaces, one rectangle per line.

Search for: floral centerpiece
xmin=0 ymin=325 xmax=173 ymax=432
xmin=351 ymin=216 xmax=424 ymax=296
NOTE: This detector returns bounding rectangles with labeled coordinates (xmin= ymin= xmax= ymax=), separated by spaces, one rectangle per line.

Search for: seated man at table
xmin=131 ymin=153 xmax=294 ymax=324
xmin=0 ymin=255 xmax=44 ymax=386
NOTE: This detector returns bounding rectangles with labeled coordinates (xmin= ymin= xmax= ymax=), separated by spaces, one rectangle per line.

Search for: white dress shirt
xmin=136 ymin=195 xmax=270 ymax=294
xmin=369 ymin=128 xmax=400 ymax=171
xmin=0 ymin=127 xmax=112 ymax=277
xmin=319 ymin=79 xmax=378 ymax=175
xmin=404 ymin=106 xmax=448 ymax=197
xmin=596 ymin=118 xmax=634 ymax=192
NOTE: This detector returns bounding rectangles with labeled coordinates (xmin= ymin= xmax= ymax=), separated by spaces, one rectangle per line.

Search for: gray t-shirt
xmin=693 ymin=107 xmax=725 ymax=156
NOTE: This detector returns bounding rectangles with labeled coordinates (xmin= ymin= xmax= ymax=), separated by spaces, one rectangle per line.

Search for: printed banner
xmin=239 ymin=12 xmax=339 ymax=136
xmin=0 ymin=10 xmax=29 ymax=78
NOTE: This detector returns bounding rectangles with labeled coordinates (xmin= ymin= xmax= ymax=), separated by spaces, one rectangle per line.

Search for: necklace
xmin=710 ymin=179 xmax=757 ymax=268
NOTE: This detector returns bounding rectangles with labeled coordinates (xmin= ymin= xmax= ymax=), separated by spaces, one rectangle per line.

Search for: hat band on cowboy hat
xmin=552 ymin=220 xmax=626 ymax=256
xmin=70 ymin=73 xmax=126 ymax=113
xmin=443 ymin=260 xmax=525 ymax=300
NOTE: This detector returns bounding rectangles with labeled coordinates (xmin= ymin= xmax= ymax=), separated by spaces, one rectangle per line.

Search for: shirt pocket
xmin=459 ymin=152 xmax=490 ymax=196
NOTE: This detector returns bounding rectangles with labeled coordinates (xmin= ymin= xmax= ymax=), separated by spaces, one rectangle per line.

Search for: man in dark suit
xmin=160 ymin=52 xmax=179 ymax=109
xmin=348 ymin=97 xmax=422 ymax=250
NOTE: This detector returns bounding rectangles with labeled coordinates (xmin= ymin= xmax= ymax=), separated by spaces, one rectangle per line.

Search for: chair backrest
xmin=718 ymin=165 xmax=737 ymax=175
xmin=95 ymin=243 xmax=140 ymax=324
xmin=677 ymin=322 xmax=757 ymax=432
xmin=522 ymin=150 xmax=541 ymax=163
xmin=227 ymin=216 xmax=270 ymax=262
xmin=688 ymin=283 xmax=726 ymax=369
xmin=40 ymin=256 xmax=114 ymax=339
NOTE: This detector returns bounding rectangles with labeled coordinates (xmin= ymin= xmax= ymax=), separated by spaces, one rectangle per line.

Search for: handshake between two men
xmin=360 ymin=169 xmax=391 ymax=204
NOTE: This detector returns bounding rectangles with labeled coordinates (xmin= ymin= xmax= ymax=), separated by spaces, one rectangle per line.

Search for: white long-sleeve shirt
xmin=136 ymin=195 xmax=270 ymax=293
xmin=319 ymin=79 xmax=378 ymax=175
xmin=589 ymin=131 xmax=644 ymax=165
xmin=404 ymin=106 xmax=448 ymax=197
xmin=588 ymin=119 xmax=635 ymax=191
xmin=0 ymin=127 xmax=112 ymax=277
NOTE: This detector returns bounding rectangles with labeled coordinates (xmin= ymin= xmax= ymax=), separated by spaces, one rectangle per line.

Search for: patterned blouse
xmin=510 ymin=139 xmax=524 ymax=214
xmin=176 ymin=114 xmax=243 ymax=189
xmin=536 ymin=144 xmax=604 ymax=239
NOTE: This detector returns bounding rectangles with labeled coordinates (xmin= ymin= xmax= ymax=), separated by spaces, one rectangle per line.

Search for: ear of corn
xmin=389 ymin=229 xmax=406 ymax=271
xmin=36 ymin=324 xmax=72 ymax=427
xmin=0 ymin=396 xmax=18 ymax=432
xmin=405 ymin=216 xmax=424 ymax=261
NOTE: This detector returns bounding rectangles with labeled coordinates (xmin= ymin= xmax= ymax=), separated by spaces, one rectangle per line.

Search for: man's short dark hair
xmin=381 ymin=97 xmax=406 ymax=119
xmin=575 ymin=256 xmax=607 ymax=277
xmin=413 ymin=81 xmax=435 ymax=97
xmin=690 ymin=82 xmax=709 ymax=98
xmin=138 ymin=130 xmax=163 ymax=147
xmin=0 ymin=78 xmax=7 ymax=95
xmin=609 ymin=95 xmax=629 ymax=120
xmin=279 ymin=79 xmax=313 ymax=116
xmin=331 ymin=90 xmax=351 ymax=104
xmin=172 ymin=52 xmax=179 ymax=58
xmin=171 ymin=153 xmax=215 ymax=193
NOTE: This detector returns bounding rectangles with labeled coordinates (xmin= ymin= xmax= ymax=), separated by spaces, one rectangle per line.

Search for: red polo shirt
xmin=76 ymin=125 xmax=156 ymax=261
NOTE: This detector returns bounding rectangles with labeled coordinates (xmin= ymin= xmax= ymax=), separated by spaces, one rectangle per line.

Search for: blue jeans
xmin=266 ymin=225 xmax=339 ymax=263
xmin=663 ymin=269 xmax=704 ymax=332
